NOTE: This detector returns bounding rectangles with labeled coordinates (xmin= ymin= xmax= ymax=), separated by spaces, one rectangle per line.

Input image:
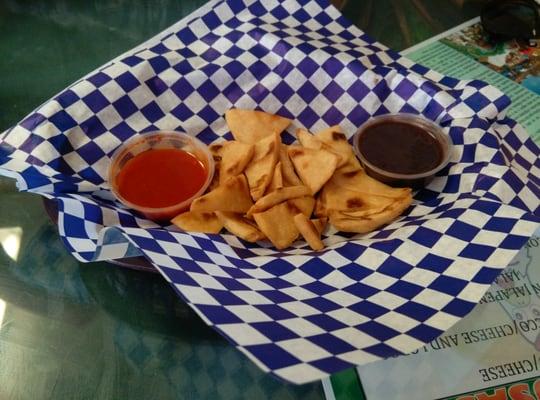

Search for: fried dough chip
xmin=209 ymin=160 xmax=221 ymax=190
xmin=311 ymin=217 xmax=328 ymax=235
xmin=328 ymin=194 xmax=412 ymax=233
xmin=208 ymin=143 xmax=223 ymax=190
xmin=322 ymin=178 xmax=396 ymax=213
xmin=219 ymin=141 xmax=254 ymax=184
xmin=339 ymin=156 xmax=363 ymax=173
xmin=314 ymin=195 xmax=328 ymax=218
xmin=191 ymin=175 xmax=253 ymax=213
xmin=315 ymin=126 xmax=356 ymax=163
xmin=332 ymin=169 xmax=411 ymax=199
xmin=297 ymin=128 xmax=345 ymax=167
xmin=288 ymin=146 xmax=340 ymax=194
xmin=247 ymin=186 xmax=311 ymax=216
xmin=171 ymin=211 xmax=223 ymax=234
xmin=297 ymin=129 xmax=323 ymax=150
xmin=175 ymin=113 xmax=414 ymax=250
xmin=215 ymin=212 xmax=265 ymax=242
xmin=209 ymin=142 xmax=224 ymax=159
xmin=267 ymin=162 xmax=283 ymax=193
xmin=253 ymin=202 xmax=299 ymax=250
xmin=245 ymin=132 xmax=281 ymax=200
xmin=293 ymin=213 xmax=324 ymax=251
xmin=280 ymin=145 xmax=303 ymax=186
xmin=287 ymin=196 xmax=315 ymax=218
xmin=225 ymin=109 xmax=291 ymax=144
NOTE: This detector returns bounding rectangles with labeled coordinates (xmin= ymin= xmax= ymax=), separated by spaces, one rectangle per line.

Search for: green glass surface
xmin=0 ymin=0 xmax=489 ymax=399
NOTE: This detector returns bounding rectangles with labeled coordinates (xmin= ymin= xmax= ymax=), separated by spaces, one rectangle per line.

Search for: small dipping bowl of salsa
xmin=353 ymin=114 xmax=452 ymax=188
xmin=108 ymin=131 xmax=214 ymax=221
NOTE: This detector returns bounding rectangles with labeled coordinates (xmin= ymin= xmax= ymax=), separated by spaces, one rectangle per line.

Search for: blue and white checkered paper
xmin=1 ymin=0 xmax=539 ymax=384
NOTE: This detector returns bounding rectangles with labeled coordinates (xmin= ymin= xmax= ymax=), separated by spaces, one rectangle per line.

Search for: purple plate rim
xmin=42 ymin=197 xmax=158 ymax=274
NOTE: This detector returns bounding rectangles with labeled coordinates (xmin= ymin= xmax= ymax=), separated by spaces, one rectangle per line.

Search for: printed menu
xmin=357 ymin=231 xmax=540 ymax=400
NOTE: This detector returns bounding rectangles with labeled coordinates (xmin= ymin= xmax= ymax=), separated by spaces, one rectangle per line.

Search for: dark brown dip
xmin=357 ymin=121 xmax=443 ymax=175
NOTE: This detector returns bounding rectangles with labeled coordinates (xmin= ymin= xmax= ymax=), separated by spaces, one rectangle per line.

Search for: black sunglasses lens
xmin=482 ymin=1 xmax=539 ymax=39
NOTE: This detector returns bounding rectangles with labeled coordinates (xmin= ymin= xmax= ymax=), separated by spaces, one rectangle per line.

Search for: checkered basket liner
xmin=1 ymin=0 xmax=539 ymax=384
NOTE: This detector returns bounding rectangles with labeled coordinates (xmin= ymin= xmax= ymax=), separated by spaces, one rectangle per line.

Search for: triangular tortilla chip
xmin=332 ymin=168 xmax=411 ymax=199
xmin=297 ymin=129 xmax=323 ymax=150
xmin=280 ymin=145 xmax=303 ymax=186
xmin=311 ymin=217 xmax=328 ymax=235
xmin=208 ymin=142 xmax=224 ymax=190
xmin=171 ymin=211 xmax=223 ymax=234
xmin=315 ymin=125 xmax=356 ymax=165
xmin=253 ymin=202 xmax=299 ymax=250
xmin=266 ymin=162 xmax=283 ymax=193
xmin=322 ymin=178 xmax=396 ymax=213
xmin=245 ymin=132 xmax=281 ymax=201
xmin=209 ymin=142 xmax=224 ymax=159
xmin=338 ymin=156 xmax=363 ymax=173
xmin=215 ymin=212 xmax=265 ymax=242
xmin=314 ymin=195 xmax=327 ymax=218
xmin=209 ymin=160 xmax=221 ymax=191
xmin=287 ymin=196 xmax=315 ymax=218
xmin=219 ymin=141 xmax=254 ymax=184
xmin=225 ymin=109 xmax=291 ymax=144
xmin=288 ymin=146 xmax=339 ymax=194
xmin=297 ymin=128 xmax=344 ymax=167
xmin=191 ymin=175 xmax=253 ymax=213
xmin=247 ymin=186 xmax=311 ymax=216
xmin=329 ymin=194 xmax=412 ymax=233
xmin=341 ymin=191 xmax=412 ymax=218
xmin=293 ymin=213 xmax=324 ymax=251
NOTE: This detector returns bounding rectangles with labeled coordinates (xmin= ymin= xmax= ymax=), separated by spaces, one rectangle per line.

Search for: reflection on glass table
xmin=0 ymin=188 xmax=323 ymax=399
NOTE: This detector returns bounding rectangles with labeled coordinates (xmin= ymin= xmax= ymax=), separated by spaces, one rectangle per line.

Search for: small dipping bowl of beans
xmin=108 ymin=131 xmax=214 ymax=221
xmin=352 ymin=114 xmax=452 ymax=189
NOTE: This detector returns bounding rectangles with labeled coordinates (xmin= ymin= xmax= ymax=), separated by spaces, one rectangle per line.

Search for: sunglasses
xmin=481 ymin=0 xmax=540 ymax=41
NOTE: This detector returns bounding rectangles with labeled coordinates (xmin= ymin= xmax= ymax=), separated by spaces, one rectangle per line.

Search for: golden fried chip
xmin=245 ymin=132 xmax=281 ymax=200
xmin=208 ymin=142 xmax=224 ymax=190
xmin=287 ymin=196 xmax=315 ymax=218
xmin=328 ymin=194 xmax=412 ymax=233
xmin=191 ymin=175 xmax=253 ymax=213
xmin=215 ymin=212 xmax=265 ymax=242
xmin=219 ymin=141 xmax=254 ymax=184
xmin=322 ymin=178 xmax=395 ymax=213
xmin=311 ymin=217 xmax=328 ymax=235
xmin=332 ymin=168 xmax=411 ymax=199
xmin=184 ymin=110 xmax=413 ymax=247
xmin=338 ymin=154 xmax=363 ymax=173
xmin=247 ymin=186 xmax=311 ymax=216
xmin=315 ymin=125 xmax=356 ymax=165
xmin=253 ymin=202 xmax=299 ymax=250
xmin=225 ymin=109 xmax=291 ymax=144
xmin=171 ymin=211 xmax=223 ymax=234
xmin=280 ymin=145 xmax=303 ymax=186
xmin=266 ymin=162 xmax=283 ymax=193
xmin=297 ymin=129 xmax=323 ymax=150
xmin=314 ymin=195 xmax=328 ymax=218
xmin=288 ymin=146 xmax=340 ymax=194
xmin=293 ymin=213 xmax=324 ymax=251
xmin=209 ymin=160 xmax=221 ymax=191
xmin=298 ymin=128 xmax=345 ymax=167
xmin=209 ymin=142 xmax=224 ymax=159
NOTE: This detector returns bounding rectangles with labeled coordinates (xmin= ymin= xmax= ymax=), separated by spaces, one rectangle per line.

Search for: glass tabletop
xmin=0 ymin=1 xmax=488 ymax=399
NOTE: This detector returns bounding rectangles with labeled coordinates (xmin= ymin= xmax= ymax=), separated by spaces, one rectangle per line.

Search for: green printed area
xmin=443 ymin=375 xmax=540 ymax=400
xmin=330 ymin=369 xmax=366 ymax=400
xmin=407 ymin=41 xmax=540 ymax=144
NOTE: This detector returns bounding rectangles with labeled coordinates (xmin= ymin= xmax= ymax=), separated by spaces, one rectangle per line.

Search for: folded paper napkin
xmin=1 ymin=0 xmax=539 ymax=384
